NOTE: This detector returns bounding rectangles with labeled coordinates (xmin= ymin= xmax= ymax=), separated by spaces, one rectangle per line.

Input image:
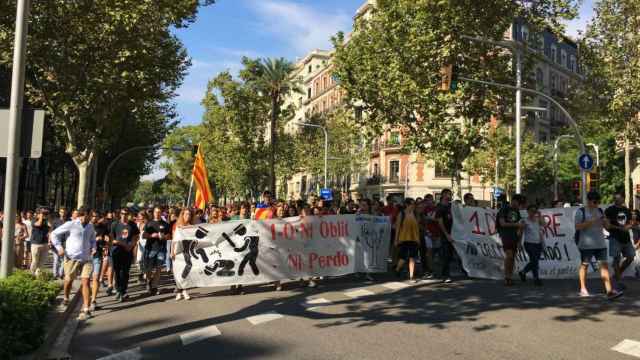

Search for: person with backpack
xmin=575 ymin=191 xmax=622 ymax=300
xmin=394 ymin=198 xmax=420 ymax=282
xmin=496 ymin=194 xmax=525 ymax=286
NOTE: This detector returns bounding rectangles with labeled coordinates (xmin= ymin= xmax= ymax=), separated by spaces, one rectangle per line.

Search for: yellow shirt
xmin=397 ymin=214 xmax=419 ymax=243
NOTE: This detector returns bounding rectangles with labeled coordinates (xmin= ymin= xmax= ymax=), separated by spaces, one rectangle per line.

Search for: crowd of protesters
xmin=0 ymin=188 xmax=638 ymax=320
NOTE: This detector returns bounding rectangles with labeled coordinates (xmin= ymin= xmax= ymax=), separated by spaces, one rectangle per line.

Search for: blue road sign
xmin=578 ymin=153 xmax=594 ymax=171
xmin=492 ymin=187 xmax=505 ymax=198
xmin=320 ymin=188 xmax=333 ymax=201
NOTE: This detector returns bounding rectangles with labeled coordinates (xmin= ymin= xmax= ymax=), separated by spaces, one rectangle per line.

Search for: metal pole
xmin=186 ymin=176 xmax=194 ymax=208
xmin=323 ymin=127 xmax=328 ymax=188
xmin=515 ymin=50 xmax=522 ymax=194
xmin=404 ymin=162 xmax=409 ymax=197
xmin=494 ymin=157 xmax=499 ymax=207
xmin=587 ymin=143 xmax=599 ymax=167
xmin=1 ymin=0 xmax=31 ymax=278
xmin=458 ymin=76 xmax=588 ymax=204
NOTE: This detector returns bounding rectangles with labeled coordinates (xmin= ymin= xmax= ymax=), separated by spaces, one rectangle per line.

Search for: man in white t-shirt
xmin=518 ymin=204 xmax=545 ymax=286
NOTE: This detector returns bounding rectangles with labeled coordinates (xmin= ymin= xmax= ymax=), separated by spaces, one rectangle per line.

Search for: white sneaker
xmin=183 ymin=290 xmax=191 ymax=300
xmin=175 ymin=292 xmax=183 ymax=301
xmin=578 ymin=289 xmax=591 ymax=297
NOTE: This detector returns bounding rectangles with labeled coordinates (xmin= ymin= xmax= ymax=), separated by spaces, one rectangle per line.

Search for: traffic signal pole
xmin=1 ymin=0 xmax=31 ymax=278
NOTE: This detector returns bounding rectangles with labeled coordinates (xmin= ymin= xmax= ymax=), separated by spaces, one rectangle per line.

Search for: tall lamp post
xmin=1 ymin=0 xmax=31 ymax=278
xmin=102 ymin=146 xmax=190 ymax=210
xmin=294 ymin=122 xmax=328 ymax=188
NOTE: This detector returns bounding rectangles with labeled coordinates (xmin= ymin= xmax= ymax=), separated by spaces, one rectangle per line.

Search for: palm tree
xmin=255 ymin=57 xmax=301 ymax=195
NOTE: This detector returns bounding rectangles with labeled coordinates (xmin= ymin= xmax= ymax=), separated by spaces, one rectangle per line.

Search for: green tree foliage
xmin=466 ymin=127 xmax=553 ymax=200
xmin=0 ymin=0 xmax=213 ymax=207
xmin=250 ymin=58 xmax=302 ymax=195
xmin=578 ymin=0 xmax=640 ymax=205
xmin=331 ymin=0 xmax=578 ymax=197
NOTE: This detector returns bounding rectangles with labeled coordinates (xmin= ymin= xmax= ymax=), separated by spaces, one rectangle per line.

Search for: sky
xmin=144 ymin=0 xmax=595 ymax=180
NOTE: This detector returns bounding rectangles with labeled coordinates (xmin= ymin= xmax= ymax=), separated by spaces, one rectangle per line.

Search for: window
xmin=389 ymin=160 xmax=400 ymax=182
xmin=388 ymin=131 xmax=400 ymax=146
xmin=521 ymin=25 xmax=529 ymax=42
xmin=434 ymin=162 xmax=450 ymax=178
xmin=355 ymin=107 xmax=363 ymax=121
xmin=308 ymin=65 xmax=312 ymax=74
xmin=373 ymin=163 xmax=379 ymax=176
xmin=550 ymin=72 xmax=557 ymax=91
xmin=550 ymin=44 xmax=557 ymax=62
xmin=307 ymin=88 xmax=311 ymax=99
xmin=569 ymin=56 xmax=576 ymax=72
xmin=301 ymin=176 xmax=307 ymax=194
xmin=536 ymin=68 xmax=544 ymax=89
xmin=561 ymin=50 xmax=567 ymax=67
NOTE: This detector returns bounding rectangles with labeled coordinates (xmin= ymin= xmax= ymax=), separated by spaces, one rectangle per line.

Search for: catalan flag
xmin=192 ymin=144 xmax=213 ymax=210
xmin=254 ymin=203 xmax=273 ymax=220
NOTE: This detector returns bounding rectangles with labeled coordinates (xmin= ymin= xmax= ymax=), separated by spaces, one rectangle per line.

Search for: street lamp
xmin=294 ymin=122 xmax=328 ymax=189
xmin=102 ymin=145 xmax=190 ymax=210
xmin=1 ymin=0 xmax=31 ymax=278
xmin=553 ymin=135 xmax=574 ymax=201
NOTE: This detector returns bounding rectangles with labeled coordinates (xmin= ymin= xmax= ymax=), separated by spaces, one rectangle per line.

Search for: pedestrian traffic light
xmin=439 ymin=64 xmax=458 ymax=92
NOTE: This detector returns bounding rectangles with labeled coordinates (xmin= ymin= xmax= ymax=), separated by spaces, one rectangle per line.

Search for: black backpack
xmin=574 ymin=207 xmax=604 ymax=245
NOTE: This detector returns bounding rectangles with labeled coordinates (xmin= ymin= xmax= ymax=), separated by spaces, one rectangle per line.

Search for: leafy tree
xmin=0 ymin=0 xmax=214 ymax=207
xmin=251 ymin=58 xmax=302 ymax=195
xmin=466 ymin=127 xmax=553 ymax=201
xmin=579 ymin=0 xmax=640 ymax=206
xmin=331 ymin=0 xmax=578 ymax=198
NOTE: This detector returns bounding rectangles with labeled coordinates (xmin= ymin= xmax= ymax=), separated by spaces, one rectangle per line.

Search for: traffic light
xmin=589 ymin=171 xmax=599 ymax=191
xmin=439 ymin=64 xmax=458 ymax=92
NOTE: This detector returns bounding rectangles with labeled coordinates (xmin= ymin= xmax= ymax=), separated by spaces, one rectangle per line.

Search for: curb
xmin=18 ymin=281 xmax=82 ymax=360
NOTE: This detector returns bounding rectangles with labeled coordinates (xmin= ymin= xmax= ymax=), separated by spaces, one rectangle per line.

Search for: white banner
xmin=452 ymin=205 xmax=640 ymax=280
xmin=173 ymin=215 xmax=391 ymax=288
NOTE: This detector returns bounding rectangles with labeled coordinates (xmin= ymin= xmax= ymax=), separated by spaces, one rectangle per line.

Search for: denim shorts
xmin=579 ymin=248 xmax=607 ymax=264
xmin=92 ymin=257 xmax=103 ymax=278
xmin=609 ymin=239 xmax=636 ymax=260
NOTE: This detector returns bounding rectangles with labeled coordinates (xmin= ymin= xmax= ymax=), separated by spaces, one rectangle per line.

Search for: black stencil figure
xmin=204 ymin=260 xmax=236 ymax=277
xmin=232 ymin=236 xmax=260 ymax=276
xmin=180 ymin=240 xmax=210 ymax=279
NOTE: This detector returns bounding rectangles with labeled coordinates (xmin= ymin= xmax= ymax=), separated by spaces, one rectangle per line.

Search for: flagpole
xmin=187 ymin=175 xmax=194 ymax=208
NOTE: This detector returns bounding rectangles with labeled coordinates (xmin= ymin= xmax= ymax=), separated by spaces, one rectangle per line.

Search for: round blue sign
xmin=578 ymin=153 xmax=594 ymax=171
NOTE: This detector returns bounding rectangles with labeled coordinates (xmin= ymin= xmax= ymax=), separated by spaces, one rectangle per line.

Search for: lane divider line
xmin=97 ymin=347 xmax=142 ymax=360
xmin=612 ymin=339 xmax=640 ymax=358
xmin=247 ymin=312 xmax=284 ymax=325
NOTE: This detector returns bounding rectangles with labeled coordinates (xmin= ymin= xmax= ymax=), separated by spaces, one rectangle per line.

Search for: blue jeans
xmin=522 ymin=242 xmax=542 ymax=280
xmin=52 ymin=250 xmax=64 ymax=278
xmin=165 ymin=240 xmax=173 ymax=270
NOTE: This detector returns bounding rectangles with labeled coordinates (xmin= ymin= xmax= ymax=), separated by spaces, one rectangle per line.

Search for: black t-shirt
xmin=110 ymin=221 xmax=140 ymax=251
xmin=497 ymin=205 xmax=522 ymax=242
xmin=435 ymin=203 xmax=453 ymax=234
xmin=143 ymin=219 xmax=171 ymax=253
xmin=30 ymin=221 xmax=50 ymax=245
xmin=94 ymin=222 xmax=109 ymax=258
xmin=605 ymin=205 xmax=631 ymax=244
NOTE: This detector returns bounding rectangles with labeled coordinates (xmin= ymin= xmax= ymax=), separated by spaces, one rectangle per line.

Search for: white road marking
xmin=97 ymin=347 xmax=142 ymax=360
xmin=247 ymin=312 xmax=284 ymax=325
xmin=612 ymin=339 xmax=640 ymax=358
xmin=303 ymin=297 xmax=332 ymax=310
xmin=344 ymin=289 xmax=375 ymax=298
xmin=381 ymin=281 xmax=410 ymax=290
xmin=180 ymin=325 xmax=222 ymax=346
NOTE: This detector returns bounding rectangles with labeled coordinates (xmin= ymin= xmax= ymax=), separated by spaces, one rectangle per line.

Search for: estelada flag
xmin=192 ymin=144 xmax=213 ymax=210
xmin=254 ymin=203 xmax=273 ymax=220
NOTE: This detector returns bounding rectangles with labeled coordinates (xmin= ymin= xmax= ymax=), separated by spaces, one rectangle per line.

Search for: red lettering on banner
xmin=270 ymin=223 xmax=277 ymax=241
xmin=288 ymin=254 xmax=303 ymax=271
xmin=469 ymin=211 xmax=486 ymax=235
xmin=308 ymin=251 xmax=349 ymax=270
xmin=552 ymin=213 xmax=565 ymax=237
xmin=320 ymin=222 xmax=329 ymax=238
xmin=319 ymin=220 xmax=349 ymax=238
xmin=300 ymin=223 xmax=313 ymax=239
xmin=283 ymin=223 xmax=296 ymax=240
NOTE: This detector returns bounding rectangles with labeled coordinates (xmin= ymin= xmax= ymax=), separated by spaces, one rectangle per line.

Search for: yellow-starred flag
xmin=192 ymin=144 xmax=213 ymax=209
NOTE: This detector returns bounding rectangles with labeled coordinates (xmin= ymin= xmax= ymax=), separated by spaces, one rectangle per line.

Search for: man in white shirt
xmin=51 ymin=207 xmax=96 ymax=320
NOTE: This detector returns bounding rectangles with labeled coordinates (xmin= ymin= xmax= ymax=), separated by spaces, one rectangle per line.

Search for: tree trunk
xmin=269 ymin=96 xmax=279 ymax=196
xmin=70 ymin=151 xmax=95 ymax=209
xmin=624 ymin=130 xmax=632 ymax=207
xmin=453 ymin=165 xmax=463 ymax=200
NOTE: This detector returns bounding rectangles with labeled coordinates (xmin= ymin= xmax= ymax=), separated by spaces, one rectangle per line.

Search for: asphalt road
xmin=69 ymin=272 xmax=640 ymax=360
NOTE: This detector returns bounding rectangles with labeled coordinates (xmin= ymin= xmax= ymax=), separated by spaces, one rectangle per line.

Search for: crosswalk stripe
xmin=303 ymin=297 xmax=332 ymax=309
xmin=381 ymin=281 xmax=410 ymax=290
xmin=180 ymin=325 xmax=222 ymax=346
xmin=97 ymin=347 xmax=142 ymax=360
xmin=247 ymin=312 xmax=284 ymax=325
xmin=612 ymin=339 xmax=640 ymax=358
xmin=344 ymin=289 xmax=375 ymax=298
